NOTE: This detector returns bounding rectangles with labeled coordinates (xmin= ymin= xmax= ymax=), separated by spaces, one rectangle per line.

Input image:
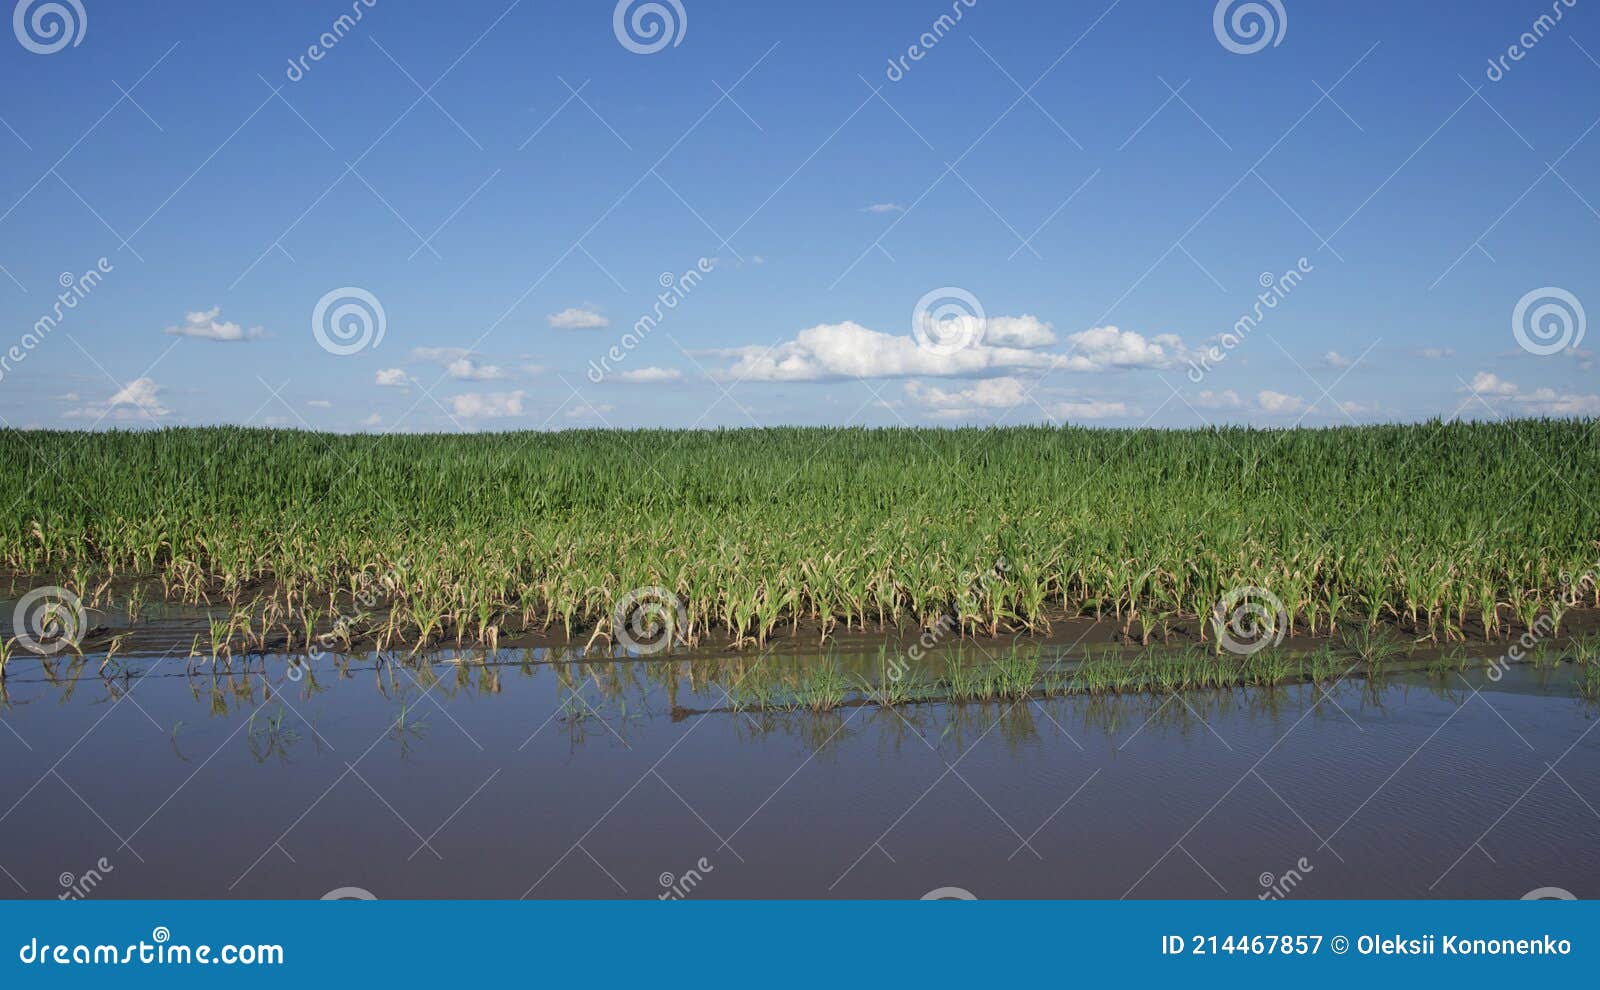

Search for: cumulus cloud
xmin=1320 ymin=351 xmax=1352 ymax=369
xmin=616 ymin=367 xmax=683 ymax=383
xmin=375 ymin=368 xmax=410 ymax=388
xmin=452 ymin=390 xmax=525 ymax=419
xmin=979 ymin=315 xmax=1056 ymax=348
xmin=547 ymin=307 xmax=609 ymax=330
xmin=862 ymin=203 xmax=905 ymax=214
xmin=446 ymin=357 xmax=508 ymax=381
xmin=904 ymin=376 xmax=1128 ymax=421
xmin=361 ymin=413 xmax=382 ymax=427
xmin=1462 ymin=372 xmax=1600 ymax=415
xmin=164 ymin=306 xmax=263 ymax=342
xmin=1257 ymin=390 xmax=1307 ymax=415
xmin=565 ymin=401 xmax=615 ymax=421
xmin=906 ymin=376 xmax=1028 ymax=412
xmin=710 ymin=320 xmax=1190 ymax=382
xmin=1193 ymin=389 xmax=1244 ymax=410
xmin=65 ymin=377 xmax=170 ymax=421
xmin=1419 ymin=347 xmax=1455 ymax=360
xmin=1464 ymin=371 xmax=1518 ymax=397
xmin=1516 ymin=387 xmax=1600 ymax=416
xmin=307 ymin=399 xmax=332 ymax=409
xmin=406 ymin=347 xmax=508 ymax=380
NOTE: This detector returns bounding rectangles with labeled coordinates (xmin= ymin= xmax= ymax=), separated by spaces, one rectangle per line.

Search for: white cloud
xmin=307 ymin=399 xmax=332 ymax=409
xmin=1257 ymin=390 xmax=1307 ymax=415
xmin=1047 ymin=398 xmax=1130 ymax=420
xmin=446 ymin=357 xmax=508 ymax=381
xmin=1336 ymin=399 xmax=1380 ymax=415
xmin=1461 ymin=372 xmax=1600 ymax=416
xmin=1320 ymin=350 xmax=1352 ymax=369
xmin=1419 ymin=347 xmax=1455 ymax=360
xmin=980 ymin=315 xmax=1056 ymax=348
xmin=65 ymin=377 xmax=170 ymax=421
xmin=564 ymin=401 xmax=615 ymax=421
xmin=1517 ymin=387 xmax=1600 ymax=416
xmin=546 ymin=307 xmax=609 ymax=330
xmin=862 ymin=203 xmax=905 ymax=214
xmin=164 ymin=306 xmax=264 ymax=342
xmin=406 ymin=347 xmax=508 ymax=380
xmin=452 ymin=390 xmax=525 ymax=419
xmin=616 ymin=367 xmax=683 ymax=383
xmin=1062 ymin=326 xmax=1191 ymax=370
xmin=1194 ymin=389 xmax=1244 ymax=410
xmin=906 ymin=377 xmax=1028 ymax=410
xmin=711 ymin=321 xmax=1189 ymax=382
xmin=375 ymin=368 xmax=410 ymax=387
xmin=361 ymin=413 xmax=382 ymax=427
xmin=1464 ymin=371 xmax=1518 ymax=397
xmin=110 ymin=378 xmax=167 ymax=415
xmin=904 ymin=376 xmax=1128 ymax=421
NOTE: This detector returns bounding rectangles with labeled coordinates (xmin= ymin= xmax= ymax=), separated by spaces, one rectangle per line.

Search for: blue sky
xmin=0 ymin=0 xmax=1595 ymax=431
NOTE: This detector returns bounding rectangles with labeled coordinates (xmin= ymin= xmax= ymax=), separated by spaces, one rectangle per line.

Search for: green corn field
xmin=1 ymin=420 xmax=1596 ymax=653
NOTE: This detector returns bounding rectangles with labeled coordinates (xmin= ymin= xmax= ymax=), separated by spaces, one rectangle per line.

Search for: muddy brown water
xmin=0 ymin=638 xmax=1596 ymax=900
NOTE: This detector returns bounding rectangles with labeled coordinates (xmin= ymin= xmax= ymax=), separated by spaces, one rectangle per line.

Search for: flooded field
xmin=2 ymin=632 xmax=1596 ymax=900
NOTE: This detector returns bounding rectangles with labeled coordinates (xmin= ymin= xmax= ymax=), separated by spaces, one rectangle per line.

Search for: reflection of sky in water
xmin=0 ymin=645 xmax=1596 ymax=901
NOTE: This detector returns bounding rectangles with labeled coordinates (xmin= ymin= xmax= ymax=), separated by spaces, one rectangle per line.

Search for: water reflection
xmin=1 ymin=640 xmax=1593 ymax=762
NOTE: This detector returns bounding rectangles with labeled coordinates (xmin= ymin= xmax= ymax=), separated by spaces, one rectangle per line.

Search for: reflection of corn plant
xmin=376 ymin=696 xmax=431 ymax=758
xmin=0 ymin=637 xmax=13 ymax=681
xmin=1427 ymin=647 xmax=1470 ymax=679
xmin=246 ymin=706 xmax=300 ymax=763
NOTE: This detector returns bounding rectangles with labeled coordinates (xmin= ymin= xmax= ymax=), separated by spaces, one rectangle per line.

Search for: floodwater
xmin=0 ymin=643 xmax=1596 ymax=900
